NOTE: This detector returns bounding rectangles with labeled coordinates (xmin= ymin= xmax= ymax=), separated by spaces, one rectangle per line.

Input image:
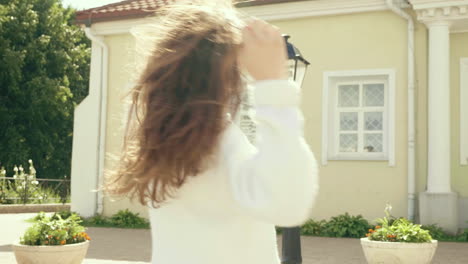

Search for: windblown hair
xmin=105 ymin=3 xmax=244 ymax=206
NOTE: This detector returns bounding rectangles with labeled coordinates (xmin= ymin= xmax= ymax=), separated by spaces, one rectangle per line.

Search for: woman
xmin=107 ymin=3 xmax=318 ymax=264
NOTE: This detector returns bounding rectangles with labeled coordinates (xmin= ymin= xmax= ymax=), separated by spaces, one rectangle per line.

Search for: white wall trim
xmin=70 ymin=38 xmax=103 ymax=217
xmin=240 ymin=0 xmax=398 ymax=21
xmin=322 ymin=73 xmax=330 ymax=166
xmin=83 ymin=28 xmax=110 ymax=216
xmin=409 ymin=0 xmax=468 ymax=10
xmin=322 ymin=69 xmax=396 ymax=166
xmin=322 ymin=69 xmax=398 ymax=78
xmin=409 ymin=0 xmax=468 ymax=32
xmin=88 ymin=18 xmax=153 ymax=36
xmin=388 ymin=69 xmax=396 ymax=167
xmin=452 ymin=29 xmax=468 ymax=33
xmin=461 ymin=58 xmax=468 ymax=165
xmin=88 ymin=0 xmax=401 ymax=35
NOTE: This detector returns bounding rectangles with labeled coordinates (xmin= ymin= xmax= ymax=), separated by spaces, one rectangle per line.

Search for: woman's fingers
xmin=239 ymin=19 xmax=288 ymax=81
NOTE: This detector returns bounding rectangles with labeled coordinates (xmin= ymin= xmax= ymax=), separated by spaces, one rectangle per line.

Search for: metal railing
xmin=0 ymin=176 xmax=70 ymax=205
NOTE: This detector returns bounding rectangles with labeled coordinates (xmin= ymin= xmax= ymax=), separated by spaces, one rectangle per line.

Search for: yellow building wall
xmin=450 ymin=32 xmax=468 ymax=197
xmin=102 ymin=34 xmax=149 ymax=218
xmin=100 ymin=10 xmax=435 ymax=222
xmin=271 ymin=10 xmax=422 ymax=221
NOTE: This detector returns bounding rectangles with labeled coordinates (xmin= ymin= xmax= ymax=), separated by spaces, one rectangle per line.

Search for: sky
xmin=61 ymin=0 xmax=119 ymax=10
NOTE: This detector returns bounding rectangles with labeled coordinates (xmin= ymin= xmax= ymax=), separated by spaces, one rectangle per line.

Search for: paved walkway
xmin=1 ymin=213 xmax=468 ymax=263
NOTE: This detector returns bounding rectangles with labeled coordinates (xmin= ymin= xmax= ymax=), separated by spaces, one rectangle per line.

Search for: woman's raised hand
xmin=238 ymin=19 xmax=288 ymax=81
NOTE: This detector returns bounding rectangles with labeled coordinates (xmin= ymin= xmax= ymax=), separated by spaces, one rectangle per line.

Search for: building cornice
xmin=89 ymin=0 xmax=400 ymax=36
xmin=409 ymin=0 xmax=468 ymax=32
xmin=239 ymin=0 xmax=399 ymax=21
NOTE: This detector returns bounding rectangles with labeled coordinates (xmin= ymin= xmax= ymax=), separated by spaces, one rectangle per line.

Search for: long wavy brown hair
xmin=105 ymin=3 xmax=244 ymax=206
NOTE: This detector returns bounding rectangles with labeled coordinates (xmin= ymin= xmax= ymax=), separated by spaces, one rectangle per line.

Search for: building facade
xmin=71 ymin=0 xmax=468 ymax=233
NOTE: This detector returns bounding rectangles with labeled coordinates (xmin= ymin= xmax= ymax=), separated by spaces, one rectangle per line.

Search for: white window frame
xmin=461 ymin=58 xmax=468 ymax=165
xmin=322 ymin=69 xmax=395 ymax=166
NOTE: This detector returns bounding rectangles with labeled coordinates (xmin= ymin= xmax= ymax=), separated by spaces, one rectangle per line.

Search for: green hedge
xmin=421 ymin=224 xmax=468 ymax=242
xmin=280 ymin=214 xmax=468 ymax=242
xmin=43 ymin=210 xmax=468 ymax=242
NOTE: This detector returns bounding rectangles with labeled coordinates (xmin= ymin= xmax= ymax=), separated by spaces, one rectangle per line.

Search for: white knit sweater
xmin=148 ymin=80 xmax=319 ymax=264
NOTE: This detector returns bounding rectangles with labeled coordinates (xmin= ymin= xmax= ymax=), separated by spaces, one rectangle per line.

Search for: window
xmin=322 ymin=69 xmax=395 ymax=166
xmin=238 ymin=88 xmax=256 ymax=143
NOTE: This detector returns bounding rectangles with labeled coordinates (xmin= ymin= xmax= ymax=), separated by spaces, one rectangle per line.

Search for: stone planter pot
xmin=12 ymin=240 xmax=89 ymax=264
xmin=361 ymin=238 xmax=437 ymax=264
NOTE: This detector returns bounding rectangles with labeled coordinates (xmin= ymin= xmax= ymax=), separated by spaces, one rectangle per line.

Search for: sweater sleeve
xmin=222 ymin=80 xmax=319 ymax=227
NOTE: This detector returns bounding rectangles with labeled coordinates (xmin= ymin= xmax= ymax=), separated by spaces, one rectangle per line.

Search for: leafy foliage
xmin=110 ymin=209 xmax=150 ymax=228
xmin=300 ymin=219 xmax=327 ymax=236
xmin=80 ymin=209 xmax=150 ymax=229
xmin=84 ymin=214 xmax=110 ymax=226
xmin=367 ymin=205 xmax=432 ymax=243
xmin=322 ymin=213 xmax=371 ymax=238
xmin=456 ymin=229 xmax=468 ymax=242
xmin=288 ymin=214 xmax=370 ymax=238
xmin=0 ymin=0 xmax=90 ymax=179
xmin=287 ymin=210 xmax=468 ymax=242
xmin=21 ymin=212 xmax=90 ymax=246
xmin=275 ymin=226 xmax=282 ymax=234
xmin=52 ymin=210 xmax=80 ymax=221
xmin=421 ymin=224 xmax=450 ymax=241
xmin=421 ymin=224 xmax=468 ymax=242
xmin=368 ymin=218 xmax=432 ymax=243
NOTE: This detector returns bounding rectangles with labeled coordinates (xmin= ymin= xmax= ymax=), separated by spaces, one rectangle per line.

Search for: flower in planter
xmin=20 ymin=212 xmax=90 ymax=246
xmin=361 ymin=205 xmax=438 ymax=264
xmin=13 ymin=212 xmax=91 ymax=264
xmin=366 ymin=204 xmax=433 ymax=243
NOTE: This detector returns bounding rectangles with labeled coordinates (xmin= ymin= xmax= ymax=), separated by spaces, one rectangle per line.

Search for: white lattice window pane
xmin=364 ymin=133 xmax=383 ymax=152
xmin=340 ymin=112 xmax=358 ymax=131
xmin=365 ymin=112 xmax=383 ymax=131
xmin=239 ymin=89 xmax=256 ymax=143
xmin=363 ymin=83 xmax=385 ymax=106
xmin=339 ymin=134 xmax=358 ymax=152
xmin=338 ymin=85 xmax=359 ymax=107
xmin=288 ymin=60 xmax=295 ymax=80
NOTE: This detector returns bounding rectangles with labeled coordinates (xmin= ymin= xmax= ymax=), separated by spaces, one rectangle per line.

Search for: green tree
xmin=0 ymin=0 xmax=90 ymax=179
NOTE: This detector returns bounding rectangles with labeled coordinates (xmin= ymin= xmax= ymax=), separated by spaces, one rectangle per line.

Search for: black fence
xmin=0 ymin=176 xmax=70 ymax=205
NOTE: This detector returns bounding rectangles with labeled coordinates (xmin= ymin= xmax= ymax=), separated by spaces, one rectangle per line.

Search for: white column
xmin=427 ymin=21 xmax=451 ymax=193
